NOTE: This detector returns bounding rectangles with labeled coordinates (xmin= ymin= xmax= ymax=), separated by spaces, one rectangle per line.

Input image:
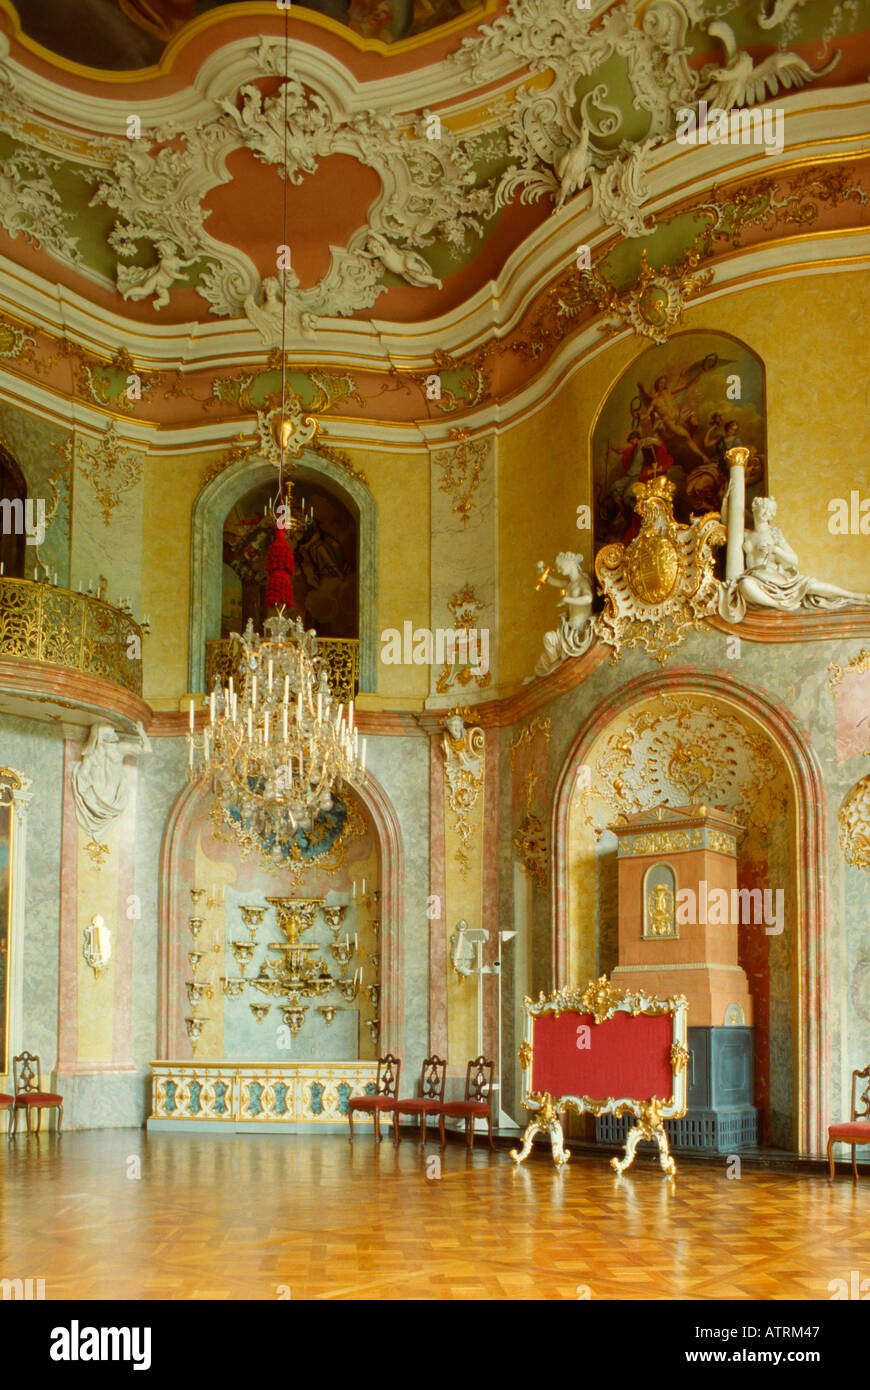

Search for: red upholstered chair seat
xmin=828 ymin=1121 xmax=870 ymax=1141
xmin=16 ymin=1092 xmax=63 ymax=1106
xmin=440 ymin=1101 xmax=490 ymax=1118
xmin=348 ymin=1096 xmax=395 ymax=1110
xmin=0 ymin=1095 xmax=13 ymax=1107
xmin=395 ymin=1098 xmax=442 ymax=1114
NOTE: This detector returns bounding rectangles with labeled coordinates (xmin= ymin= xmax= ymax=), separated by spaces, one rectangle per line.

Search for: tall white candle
xmin=210 ymin=692 xmax=215 ymax=724
xmin=348 ymin=700 xmax=354 ymax=732
xmin=361 ymin=738 xmax=367 ymax=772
xmin=247 ymin=709 xmax=253 ymax=740
xmin=352 ymin=881 xmax=357 ymax=899
xmin=189 ymin=700 xmax=194 ymax=732
xmin=252 ymin=675 xmax=257 ymax=706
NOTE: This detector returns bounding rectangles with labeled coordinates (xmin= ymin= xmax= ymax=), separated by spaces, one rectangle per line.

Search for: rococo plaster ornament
xmin=595 ymin=475 xmax=725 ymax=666
xmin=453 ymin=0 xmax=838 ymax=240
xmin=441 ymin=707 xmax=485 ymax=875
xmin=0 ymin=7 xmax=840 ymax=326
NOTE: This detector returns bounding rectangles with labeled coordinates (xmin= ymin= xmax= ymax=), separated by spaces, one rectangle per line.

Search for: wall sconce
xmin=83 ymin=915 xmax=112 ymax=977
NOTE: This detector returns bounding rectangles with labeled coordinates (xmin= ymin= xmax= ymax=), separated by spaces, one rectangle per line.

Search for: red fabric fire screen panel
xmin=531 ymin=1010 xmax=674 ymax=1100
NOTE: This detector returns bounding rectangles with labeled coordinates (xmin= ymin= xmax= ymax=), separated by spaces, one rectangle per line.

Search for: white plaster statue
xmin=531 ymin=551 xmax=595 ymax=679
xmin=718 ymin=495 xmax=870 ymax=623
xmin=365 ymin=232 xmax=442 ymax=290
xmin=72 ymin=722 xmax=151 ymax=842
xmin=117 ymin=240 xmax=198 ymax=311
xmin=243 ymin=274 xmax=317 ymax=345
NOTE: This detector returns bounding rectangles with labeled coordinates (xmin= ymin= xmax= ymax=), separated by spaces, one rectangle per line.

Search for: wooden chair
xmin=827 ymin=1064 xmax=870 ymax=1181
xmin=348 ymin=1054 xmax=401 ymax=1140
xmin=0 ymin=1092 xmax=13 ymax=1138
xmin=392 ymin=1055 xmax=447 ymax=1144
xmin=438 ymin=1056 xmax=495 ymax=1151
xmin=12 ymin=1052 xmax=63 ymax=1135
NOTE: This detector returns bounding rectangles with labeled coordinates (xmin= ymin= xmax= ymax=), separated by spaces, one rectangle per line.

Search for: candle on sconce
xmin=247 ymin=709 xmax=253 ymax=741
xmin=252 ymin=675 xmax=257 ymax=706
xmin=283 ymin=675 xmax=289 ymax=703
xmin=361 ymin=738 xmax=367 ymax=773
xmin=361 ymin=879 xmax=366 ymax=896
xmin=210 ymin=692 xmax=215 ymax=724
xmin=189 ymin=700 xmax=194 ymax=732
xmin=352 ymin=881 xmax=357 ymax=900
xmin=354 ymin=933 xmax=358 ymax=951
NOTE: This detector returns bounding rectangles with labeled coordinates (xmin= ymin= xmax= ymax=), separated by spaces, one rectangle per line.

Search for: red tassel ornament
xmin=264 ymin=520 xmax=295 ymax=609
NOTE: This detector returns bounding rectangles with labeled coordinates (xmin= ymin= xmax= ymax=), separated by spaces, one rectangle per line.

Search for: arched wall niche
xmin=551 ymin=668 xmax=829 ymax=1157
xmin=189 ymin=450 xmax=378 ymax=694
xmin=157 ymin=769 xmax=404 ymax=1062
xmin=588 ymin=328 xmax=767 ymax=559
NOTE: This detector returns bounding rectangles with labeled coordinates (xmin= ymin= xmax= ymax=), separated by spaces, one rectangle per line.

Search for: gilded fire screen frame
xmin=511 ymin=975 xmax=688 ymax=1175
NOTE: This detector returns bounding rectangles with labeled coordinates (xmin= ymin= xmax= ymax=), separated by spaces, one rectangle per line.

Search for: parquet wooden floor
xmin=0 ymin=1129 xmax=866 ymax=1300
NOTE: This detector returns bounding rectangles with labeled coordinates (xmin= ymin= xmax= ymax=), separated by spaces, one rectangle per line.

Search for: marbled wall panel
xmin=0 ymin=714 xmax=63 ymax=1076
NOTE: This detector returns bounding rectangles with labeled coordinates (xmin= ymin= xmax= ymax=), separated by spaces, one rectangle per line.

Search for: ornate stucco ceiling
xmin=0 ymin=0 xmax=868 ymax=438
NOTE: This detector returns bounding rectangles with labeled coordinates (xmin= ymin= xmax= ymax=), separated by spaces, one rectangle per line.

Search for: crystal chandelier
xmin=187 ymin=610 xmax=366 ymax=853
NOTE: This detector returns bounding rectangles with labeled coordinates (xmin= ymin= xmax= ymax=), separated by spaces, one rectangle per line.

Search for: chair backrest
xmin=376 ymin=1054 xmax=401 ymax=1098
xmin=464 ymin=1056 xmax=494 ymax=1104
xmin=851 ymin=1065 xmax=870 ymax=1120
xmin=13 ymin=1052 xmax=41 ymax=1096
xmin=419 ymin=1055 xmax=447 ymax=1102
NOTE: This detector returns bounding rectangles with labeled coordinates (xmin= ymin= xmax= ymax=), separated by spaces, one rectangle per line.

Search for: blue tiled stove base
xmin=596 ymin=1026 xmax=759 ymax=1153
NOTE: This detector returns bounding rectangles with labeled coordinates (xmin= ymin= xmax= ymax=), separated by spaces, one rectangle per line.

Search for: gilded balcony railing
xmin=0 ymin=577 xmax=144 ymax=697
xmin=205 ymin=635 xmax=359 ymax=705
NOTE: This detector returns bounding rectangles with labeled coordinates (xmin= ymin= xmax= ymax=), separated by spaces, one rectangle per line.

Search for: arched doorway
xmin=551 ymin=668 xmax=829 ymax=1156
xmin=0 ymin=447 xmax=28 ymax=580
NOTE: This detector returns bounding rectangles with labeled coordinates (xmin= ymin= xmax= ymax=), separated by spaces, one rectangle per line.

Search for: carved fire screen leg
xmin=610 ymin=1101 xmax=677 ymax=1177
xmin=510 ymin=1093 xmax=570 ymax=1168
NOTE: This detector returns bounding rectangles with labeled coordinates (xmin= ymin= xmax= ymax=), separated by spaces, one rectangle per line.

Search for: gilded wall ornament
xmin=595 ymin=476 xmax=725 ymax=665
xmin=435 ymin=586 xmax=490 ymax=693
xmin=434 ymin=429 xmax=487 ymax=527
xmin=829 ymin=649 xmax=870 ymax=693
xmin=509 ymin=717 xmax=551 ymax=770
xmin=513 ymin=770 xmax=548 ymax=890
xmin=441 ymin=707 xmax=485 ymax=875
xmin=581 ymin=250 xmax=713 ymax=346
xmin=59 ymin=424 xmax=145 ymax=526
xmin=574 ymin=693 xmax=788 ymax=842
xmin=839 ymin=762 xmax=870 ymax=871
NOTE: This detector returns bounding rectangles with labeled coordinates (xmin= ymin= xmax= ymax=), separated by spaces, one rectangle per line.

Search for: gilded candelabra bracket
xmin=594 ymin=476 xmax=726 ymax=666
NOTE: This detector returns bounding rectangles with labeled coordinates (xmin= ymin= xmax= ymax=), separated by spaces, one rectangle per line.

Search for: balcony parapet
xmin=0 ymin=577 xmax=145 ymax=698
